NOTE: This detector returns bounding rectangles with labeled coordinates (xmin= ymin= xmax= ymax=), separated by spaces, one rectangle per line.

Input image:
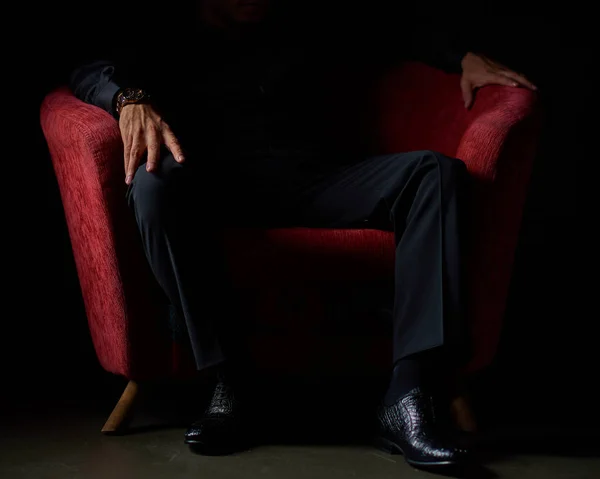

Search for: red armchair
xmin=40 ymin=62 xmax=540 ymax=433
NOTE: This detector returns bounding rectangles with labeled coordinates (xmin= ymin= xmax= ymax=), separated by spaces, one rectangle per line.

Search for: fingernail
xmin=146 ymin=164 xmax=151 ymax=172
xmin=125 ymin=175 xmax=133 ymax=185
xmin=177 ymin=155 xmax=185 ymax=162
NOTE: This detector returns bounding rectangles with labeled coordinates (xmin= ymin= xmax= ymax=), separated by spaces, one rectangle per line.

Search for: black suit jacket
xmin=69 ymin=11 xmax=466 ymax=157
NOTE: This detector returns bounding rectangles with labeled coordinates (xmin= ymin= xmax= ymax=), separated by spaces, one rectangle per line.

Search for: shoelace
xmin=207 ymin=380 xmax=238 ymax=416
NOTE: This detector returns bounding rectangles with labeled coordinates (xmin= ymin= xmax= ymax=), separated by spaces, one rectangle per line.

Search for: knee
xmin=418 ymin=150 xmax=465 ymax=172
xmin=127 ymin=157 xmax=188 ymax=223
xmin=417 ymin=150 xmax=468 ymax=185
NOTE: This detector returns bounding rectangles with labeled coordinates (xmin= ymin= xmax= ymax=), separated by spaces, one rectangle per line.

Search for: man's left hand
xmin=460 ymin=52 xmax=537 ymax=109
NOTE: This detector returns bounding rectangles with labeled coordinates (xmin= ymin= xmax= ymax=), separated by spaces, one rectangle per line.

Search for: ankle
xmin=384 ymin=349 xmax=452 ymax=405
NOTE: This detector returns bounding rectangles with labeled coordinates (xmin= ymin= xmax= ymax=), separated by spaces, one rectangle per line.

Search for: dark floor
xmin=1 ymin=374 xmax=599 ymax=479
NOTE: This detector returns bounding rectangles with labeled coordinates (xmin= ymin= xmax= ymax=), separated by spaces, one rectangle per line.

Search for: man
xmin=70 ymin=0 xmax=535 ymax=468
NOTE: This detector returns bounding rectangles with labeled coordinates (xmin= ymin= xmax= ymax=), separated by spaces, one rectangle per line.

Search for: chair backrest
xmin=369 ymin=62 xmax=467 ymax=157
xmin=321 ymin=61 xmax=467 ymax=160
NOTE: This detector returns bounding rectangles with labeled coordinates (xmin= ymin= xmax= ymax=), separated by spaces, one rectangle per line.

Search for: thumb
xmin=461 ymin=78 xmax=474 ymax=110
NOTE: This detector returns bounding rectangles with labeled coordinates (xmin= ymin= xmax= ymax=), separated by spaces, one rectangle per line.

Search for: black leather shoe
xmin=375 ymin=387 xmax=469 ymax=467
xmin=184 ymin=375 xmax=248 ymax=455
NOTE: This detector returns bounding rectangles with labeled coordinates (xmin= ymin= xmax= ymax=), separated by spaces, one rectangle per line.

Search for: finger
xmin=487 ymin=73 xmax=520 ymax=88
xmin=120 ymin=119 xmax=132 ymax=178
xmin=145 ymin=131 xmax=161 ymax=173
xmin=126 ymin=140 xmax=144 ymax=185
xmin=499 ymin=70 xmax=538 ymax=90
xmin=123 ymin=137 xmax=132 ymax=182
xmin=162 ymin=126 xmax=185 ymax=163
xmin=460 ymin=78 xmax=474 ymax=109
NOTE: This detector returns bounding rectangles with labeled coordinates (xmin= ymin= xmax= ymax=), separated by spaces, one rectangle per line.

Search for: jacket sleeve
xmin=68 ymin=41 xmax=154 ymax=118
xmin=69 ymin=60 xmax=122 ymax=117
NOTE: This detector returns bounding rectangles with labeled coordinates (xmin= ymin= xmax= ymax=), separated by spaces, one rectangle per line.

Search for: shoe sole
xmin=185 ymin=438 xmax=236 ymax=452
xmin=185 ymin=437 xmax=250 ymax=456
xmin=373 ymin=436 xmax=459 ymax=467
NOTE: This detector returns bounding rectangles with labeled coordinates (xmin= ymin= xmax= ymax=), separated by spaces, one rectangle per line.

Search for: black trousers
xmin=126 ymin=149 xmax=471 ymax=371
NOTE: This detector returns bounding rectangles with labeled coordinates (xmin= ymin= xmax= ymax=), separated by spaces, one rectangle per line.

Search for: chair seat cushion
xmin=224 ymin=228 xmax=395 ymax=283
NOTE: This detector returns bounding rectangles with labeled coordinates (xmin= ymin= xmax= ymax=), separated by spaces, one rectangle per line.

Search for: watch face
xmin=124 ymin=88 xmax=144 ymax=101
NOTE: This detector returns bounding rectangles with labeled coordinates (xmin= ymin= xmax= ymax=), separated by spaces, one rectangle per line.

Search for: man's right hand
xmin=119 ymin=104 xmax=185 ymax=185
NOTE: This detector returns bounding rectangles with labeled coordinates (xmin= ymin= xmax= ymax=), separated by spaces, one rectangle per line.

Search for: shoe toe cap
xmin=185 ymin=416 xmax=241 ymax=445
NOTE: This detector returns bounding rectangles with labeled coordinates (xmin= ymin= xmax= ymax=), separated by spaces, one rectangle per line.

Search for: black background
xmin=4 ymin=1 xmax=593 ymax=429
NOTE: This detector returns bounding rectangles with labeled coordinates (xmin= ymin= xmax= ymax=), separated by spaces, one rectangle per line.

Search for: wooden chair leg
xmin=101 ymin=380 xmax=139 ymax=435
xmin=451 ymin=395 xmax=478 ymax=433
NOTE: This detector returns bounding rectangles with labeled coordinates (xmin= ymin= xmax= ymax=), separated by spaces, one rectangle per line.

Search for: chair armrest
xmin=456 ymin=85 xmax=541 ymax=371
xmin=41 ymin=89 xmax=169 ymax=379
xmin=41 ymin=88 xmax=124 ymax=188
xmin=457 ymin=85 xmax=539 ymax=180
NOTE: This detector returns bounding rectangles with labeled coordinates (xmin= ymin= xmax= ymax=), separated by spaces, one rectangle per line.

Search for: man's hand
xmin=119 ymin=104 xmax=185 ymax=185
xmin=460 ymin=52 xmax=537 ymax=109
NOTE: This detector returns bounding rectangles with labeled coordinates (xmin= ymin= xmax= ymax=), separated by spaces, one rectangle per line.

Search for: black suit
xmin=70 ymin=18 xmax=471 ymax=370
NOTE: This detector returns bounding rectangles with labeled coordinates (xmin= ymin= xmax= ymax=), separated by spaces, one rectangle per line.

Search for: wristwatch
xmin=115 ymin=88 xmax=150 ymax=116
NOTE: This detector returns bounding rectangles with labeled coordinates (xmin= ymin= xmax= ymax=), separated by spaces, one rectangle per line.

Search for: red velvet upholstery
xmin=40 ymin=62 xmax=540 ymax=380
